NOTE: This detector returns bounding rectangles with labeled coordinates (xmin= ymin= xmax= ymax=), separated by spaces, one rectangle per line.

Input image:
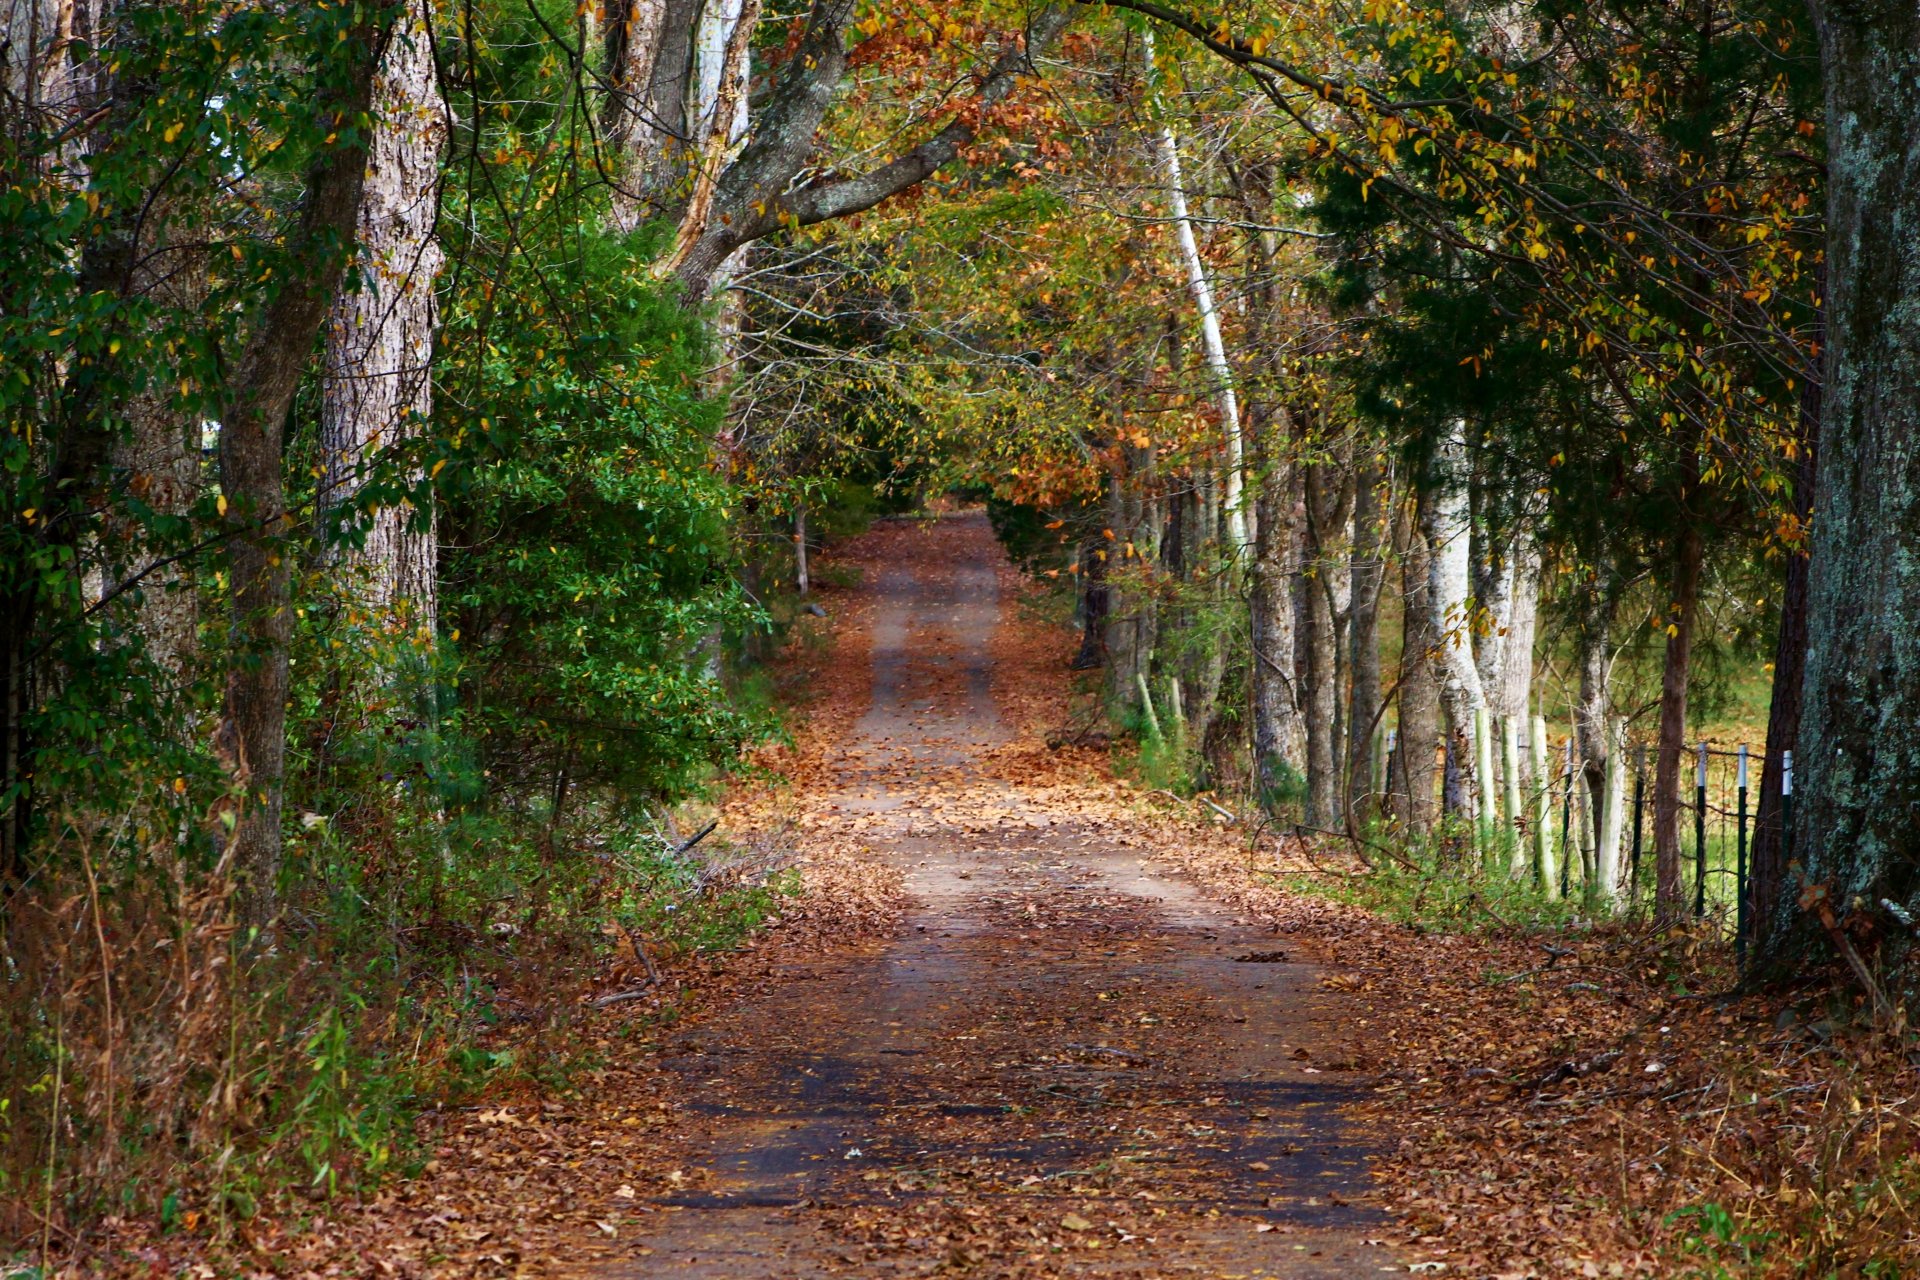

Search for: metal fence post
xmin=1560 ymin=736 xmax=1575 ymax=900
xmin=1736 ymin=744 xmax=1750 ymax=966
xmin=1693 ymin=741 xmax=1709 ymax=919
xmin=1629 ymin=744 xmax=1645 ymax=895
xmin=1781 ymin=749 xmax=1794 ymax=858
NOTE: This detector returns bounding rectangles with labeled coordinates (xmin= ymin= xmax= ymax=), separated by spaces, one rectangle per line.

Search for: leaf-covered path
xmin=606 ymin=514 xmax=1397 ymax=1277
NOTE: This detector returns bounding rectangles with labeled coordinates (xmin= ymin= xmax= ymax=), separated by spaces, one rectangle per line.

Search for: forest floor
xmin=175 ymin=511 xmax=1913 ymax=1280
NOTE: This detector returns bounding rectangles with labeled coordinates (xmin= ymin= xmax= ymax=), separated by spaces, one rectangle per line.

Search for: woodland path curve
xmin=608 ymin=514 xmax=1399 ymax=1279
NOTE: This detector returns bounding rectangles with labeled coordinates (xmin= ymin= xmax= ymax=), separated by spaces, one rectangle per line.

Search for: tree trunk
xmin=1773 ymin=1 xmax=1920 ymax=967
xmin=1303 ymin=453 xmax=1353 ymax=827
xmin=1652 ymin=527 xmax=1704 ymax=923
xmin=1571 ymin=563 xmax=1617 ymax=883
xmin=658 ymin=0 xmax=761 ymax=276
xmin=1345 ymin=451 xmax=1386 ymax=822
xmin=108 ymin=189 xmax=208 ymax=692
xmin=1393 ymin=499 xmax=1442 ymax=834
xmin=218 ymin=25 xmax=385 ymax=923
xmin=599 ymin=0 xmax=670 ymax=230
xmin=1596 ymin=716 xmax=1629 ymax=906
xmin=1142 ymin=28 xmax=1245 ymax=549
xmin=1072 ymin=536 xmax=1108 ymax=670
xmin=795 ymin=503 xmax=810 ymax=595
xmin=1470 ymin=519 xmax=1515 ymax=714
xmin=1420 ymin=421 xmax=1486 ymax=831
xmin=1103 ymin=475 xmax=1156 ymax=722
xmin=1497 ymin=530 xmax=1541 ymax=723
xmin=1251 ymin=412 xmax=1304 ymax=806
xmin=320 ymin=0 xmax=449 ymax=635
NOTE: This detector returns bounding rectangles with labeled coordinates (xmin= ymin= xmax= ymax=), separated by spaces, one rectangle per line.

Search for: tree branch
xmin=671 ymin=3 xmax=1071 ymax=299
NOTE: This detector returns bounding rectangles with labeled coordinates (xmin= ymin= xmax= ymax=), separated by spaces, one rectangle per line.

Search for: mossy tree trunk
xmin=1770 ymin=2 xmax=1920 ymax=970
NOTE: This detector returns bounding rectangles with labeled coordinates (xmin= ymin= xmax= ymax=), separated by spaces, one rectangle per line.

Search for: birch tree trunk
xmin=600 ymin=0 xmax=670 ymax=231
xmin=1571 ymin=564 xmax=1617 ymax=880
xmin=320 ymin=0 xmax=449 ymax=636
xmin=1596 ymin=715 xmax=1628 ymax=907
xmin=1420 ymin=421 xmax=1487 ymax=831
xmin=659 ymin=0 xmax=760 ymax=280
xmin=1497 ymin=531 xmax=1542 ymax=723
xmin=1143 ymin=29 xmax=1245 ymax=549
xmin=1470 ymin=525 xmax=1515 ymax=711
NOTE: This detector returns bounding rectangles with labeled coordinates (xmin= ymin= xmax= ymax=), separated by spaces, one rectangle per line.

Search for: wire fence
xmin=1382 ymin=722 xmax=1788 ymax=958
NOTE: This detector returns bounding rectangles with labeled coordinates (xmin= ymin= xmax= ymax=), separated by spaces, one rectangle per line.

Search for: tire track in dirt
xmin=610 ymin=515 xmax=1398 ymax=1278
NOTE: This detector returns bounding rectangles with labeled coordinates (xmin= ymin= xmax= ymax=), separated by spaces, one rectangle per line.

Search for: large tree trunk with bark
xmin=320 ymin=0 xmax=448 ymax=635
xmin=1497 ymin=531 xmax=1541 ymax=724
xmin=1250 ymin=413 xmax=1304 ymax=806
xmin=1302 ymin=451 xmax=1352 ymax=827
xmin=109 ymin=193 xmax=208 ymax=692
xmin=1393 ymin=498 xmax=1442 ymax=834
xmin=218 ymin=26 xmax=384 ymax=922
xmin=1345 ymin=452 xmax=1387 ymax=821
xmin=599 ymin=0 xmax=672 ymax=230
xmin=1420 ymin=422 xmax=1486 ymax=832
xmin=1771 ymin=2 xmax=1920 ymax=970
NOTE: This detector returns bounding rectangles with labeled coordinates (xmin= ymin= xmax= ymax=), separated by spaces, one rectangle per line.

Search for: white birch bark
xmin=1596 ymin=715 xmax=1628 ymax=906
xmin=320 ymin=0 xmax=449 ymax=635
xmin=1421 ymin=420 xmax=1487 ymax=824
xmin=660 ymin=0 xmax=759 ymax=282
xmin=1502 ymin=716 xmax=1526 ymax=877
xmin=602 ymin=0 xmax=668 ymax=232
xmin=1143 ymin=29 xmax=1245 ymax=549
xmin=1498 ymin=531 xmax=1542 ymax=721
xmin=1531 ymin=714 xmax=1558 ymax=896
xmin=1472 ymin=538 xmax=1514 ymax=708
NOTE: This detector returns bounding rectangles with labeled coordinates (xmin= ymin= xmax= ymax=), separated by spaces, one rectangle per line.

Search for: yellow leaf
xmin=216 ymin=494 xmax=228 ymax=517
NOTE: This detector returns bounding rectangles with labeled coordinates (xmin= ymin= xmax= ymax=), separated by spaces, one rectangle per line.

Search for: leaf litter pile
xmin=82 ymin=513 xmax=1918 ymax=1279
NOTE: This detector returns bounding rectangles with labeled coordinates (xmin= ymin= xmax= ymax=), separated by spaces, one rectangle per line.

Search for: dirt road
xmin=614 ymin=515 xmax=1397 ymax=1278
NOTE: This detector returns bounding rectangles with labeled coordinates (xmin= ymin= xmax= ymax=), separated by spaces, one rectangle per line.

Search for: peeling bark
xmin=1420 ymin=421 xmax=1487 ymax=828
xmin=600 ymin=0 xmax=670 ymax=230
